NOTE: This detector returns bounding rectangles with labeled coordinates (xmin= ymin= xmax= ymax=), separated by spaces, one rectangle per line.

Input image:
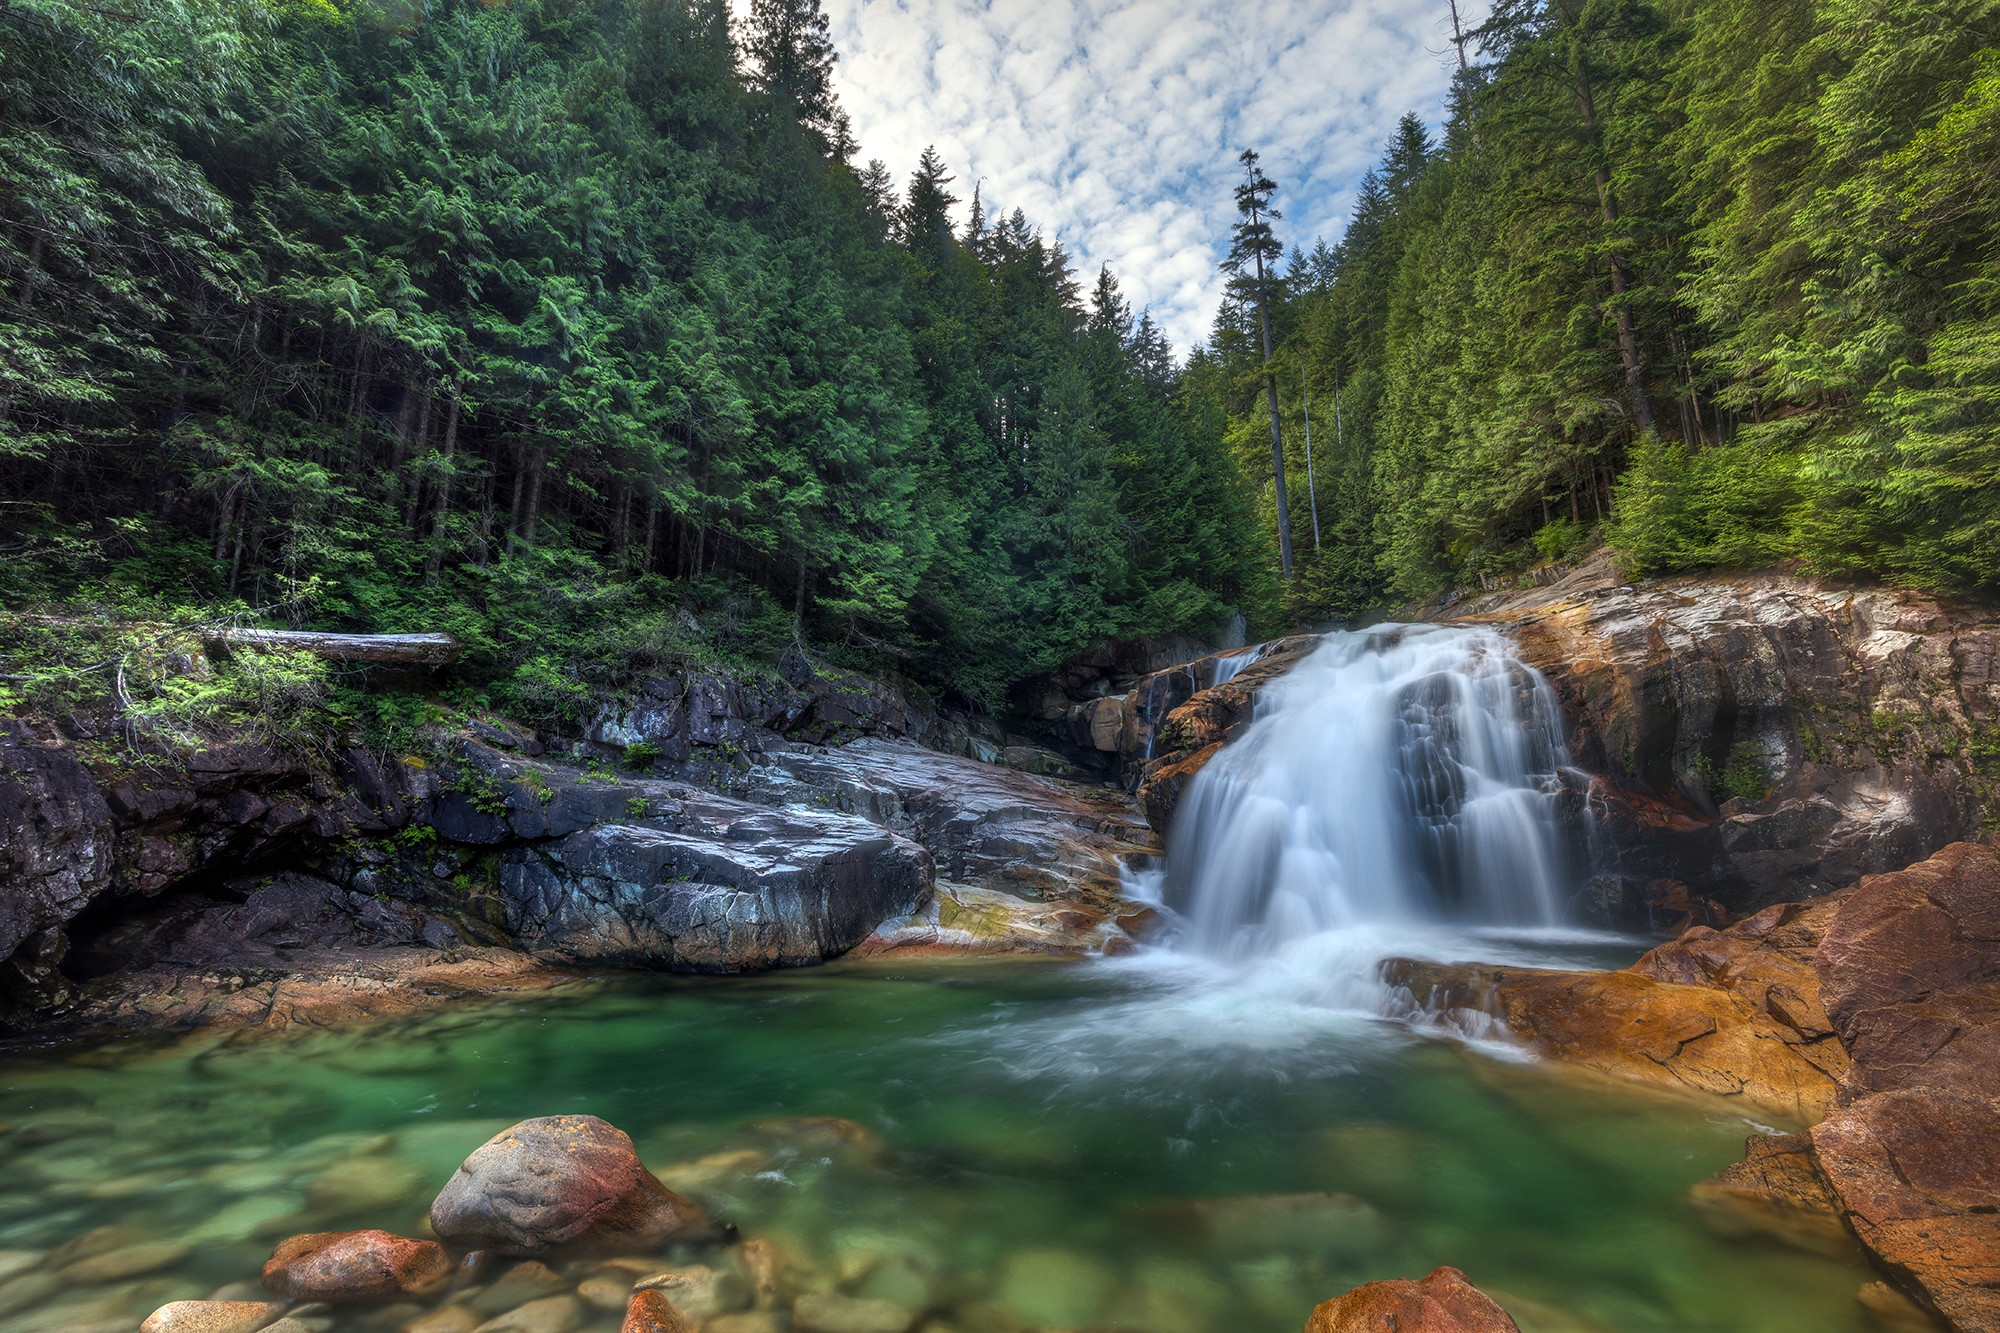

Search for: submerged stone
xmin=619 ymin=1289 xmax=691 ymax=1333
xmin=261 ymin=1230 xmax=451 ymax=1304
xmin=139 ymin=1301 xmax=290 ymax=1333
xmin=1305 ymin=1266 xmax=1521 ymax=1333
xmin=430 ymin=1117 xmax=706 ymax=1257
xmin=791 ymin=1291 xmax=918 ymax=1333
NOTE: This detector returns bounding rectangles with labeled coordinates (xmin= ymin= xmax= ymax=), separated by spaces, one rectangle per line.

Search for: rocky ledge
xmin=2 ymin=652 xmax=1162 ymax=1034
xmin=1391 ymin=840 xmax=2000 ymax=1331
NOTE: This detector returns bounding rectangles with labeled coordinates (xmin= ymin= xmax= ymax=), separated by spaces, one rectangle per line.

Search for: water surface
xmin=0 ymin=952 xmax=1877 ymax=1333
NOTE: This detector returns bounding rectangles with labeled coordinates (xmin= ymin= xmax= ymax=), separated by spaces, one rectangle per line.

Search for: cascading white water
xmin=1166 ymin=623 xmax=1575 ymax=960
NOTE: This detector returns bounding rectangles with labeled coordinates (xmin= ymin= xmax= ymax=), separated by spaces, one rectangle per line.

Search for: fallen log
xmin=207 ymin=628 xmax=459 ymax=665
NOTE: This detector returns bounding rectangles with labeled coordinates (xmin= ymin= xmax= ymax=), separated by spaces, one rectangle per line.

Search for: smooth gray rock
xmin=0 ymin=731 xmax=113 ymax=958
xmin=499 ymin=795 xmax=930 ymax=970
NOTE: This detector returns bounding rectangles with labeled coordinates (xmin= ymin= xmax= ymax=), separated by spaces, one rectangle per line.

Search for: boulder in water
xmin=1304 ymin=1266 xmax=1520 ymax=1332
xmin=621 ymin=1289 xmax=693 ymax=1333
xmin=430 ymin=1116 xmax=706 ymax=1257
xmin=261 ymin=1229 xmax=451 ymax=1302
xmin=139 ymin=1301 xmax=290 ymax=1333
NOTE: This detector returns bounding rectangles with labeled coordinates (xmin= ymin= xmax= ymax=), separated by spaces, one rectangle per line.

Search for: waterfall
xmin=1165 ymin=624 xmax=1575 ymax=960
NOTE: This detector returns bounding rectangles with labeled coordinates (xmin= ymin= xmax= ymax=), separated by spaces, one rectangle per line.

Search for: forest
xmin=1214 ymin=0 xmax=2000 ymax=622
xmin=3 ymin=0 xmax=1997 ymax=718
xmin=0 ymin=0 xmax=1263 ymax=717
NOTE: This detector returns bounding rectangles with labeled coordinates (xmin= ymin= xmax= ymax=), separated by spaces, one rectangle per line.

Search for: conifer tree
xmin=1222 ymin=149 xmax=1294 ymax=579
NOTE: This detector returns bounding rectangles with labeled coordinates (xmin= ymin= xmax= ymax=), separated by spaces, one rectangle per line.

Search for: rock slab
xmin=430 ymin=1115 xmax=705 ymax=1256
xmin=1303 ymin=1266 xmax=1520 ymax=1333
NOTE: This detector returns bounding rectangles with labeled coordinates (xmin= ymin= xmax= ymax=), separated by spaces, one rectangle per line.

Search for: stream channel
xmin=0 ymin=627 xmax=1882 ymax=1332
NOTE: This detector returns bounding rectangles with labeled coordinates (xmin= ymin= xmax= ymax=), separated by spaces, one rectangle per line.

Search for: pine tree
xmin=744 ymin=0 xmax=843 ymax=152
xmin=1222 ymin=149 xmax=1294 ymax=579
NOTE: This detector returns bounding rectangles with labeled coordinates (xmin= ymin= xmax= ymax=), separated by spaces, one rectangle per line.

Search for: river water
xmin=0 ymin=629 xmax=1882 ymax=1332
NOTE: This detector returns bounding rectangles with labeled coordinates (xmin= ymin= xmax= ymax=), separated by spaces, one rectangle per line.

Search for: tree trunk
xmin=424 ymin=393 xmax=461 ymax=583
xmin=1572 ymin=56 xmax=1656 ymax=436
xmin=1255 ymin=253 xmax=1294 ymax=580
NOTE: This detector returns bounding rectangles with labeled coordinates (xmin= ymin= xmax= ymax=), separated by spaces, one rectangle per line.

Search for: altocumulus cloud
xmin=817 ymin=0 xmax=1480 ymax=354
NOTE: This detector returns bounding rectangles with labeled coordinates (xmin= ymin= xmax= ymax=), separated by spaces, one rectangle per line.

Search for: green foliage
xmin=623 ymin=740 xmax=663 ymax=768
xmin=1720 ymin=742 xmax=1772 ymax=802
xmin=1187 ymin=0 xmax=2000 ymax=614
xmin=0 ymin=0 xmax=1255 ymax=715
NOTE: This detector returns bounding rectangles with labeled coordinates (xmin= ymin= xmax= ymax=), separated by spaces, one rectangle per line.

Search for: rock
xmin=1471 ymin=553 xmax=1998 ymax=914
xmin=706 ymin=1315 xmax=786 ymax=1333
xmin=792 ymin=1292 xmax=919 ymax=1333
xmin=1304 ymin=1266 xmax=1521 ymax=1333
xmin=1137 ymin=743 xmax=1224 ymax=839
xmin=472 ymin=1294 xmax=583 ymax=1333
xmin=403 ymin=1309 xmax=481 ymax=1333
xmin=56 ymin=1238 xmax=191 ymax=1281
xmin=1151 ymin=1192 xmax=1382 ymax=1257
xmin=754 ymin=739 xmax=1154 ymax=904
xmin=0 ymin=1271 xmax=61 ymax=1318
xmin=139 ymin=1301 xmax=291 ymax=1333
xmin=429 ymin=1116 xmax=706 ymax=1257
xmin=469 ymin=1263 xmax=572 ymax=1315
xmin=0 ymin=732 xmax=114 ymax=961
xmin=0 ymin=1251 xmax=40 ymax=1282
xmin=633 ymin=1265 xmax=745 ymax=1321
xmin=1811 ymin=1088 xmax=2000 ymax=1333
xmin=261 ymin=1230 xmax=452 ymax=1303
xmin=749 ymin=1115 xmax=884 ymax=1159
xmin=994 ymin=1248 xmax=1117 ymax=1329
xmin=575 ymin=1277 xmax=630 ymax=1312
xmin=1383 ymin=958 xmax=1841 ymax=1122
xmin=498 ymin=800 xmax=931 ymax=972
xmin=1858 ymin=1280 xmax=1947 ymax=1333
xmin=620 ymin=1289 xmax=691 ymax=1333
xmin=1688 ymin=1133 xmax=1855 ymax=1257
xmin=1814 ymin=842 xmax=2000 ymax=1099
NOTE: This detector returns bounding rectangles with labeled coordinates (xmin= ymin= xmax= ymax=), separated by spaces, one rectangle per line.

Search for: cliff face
xmin=1457 ymin=552 xmax=2000 ymax=914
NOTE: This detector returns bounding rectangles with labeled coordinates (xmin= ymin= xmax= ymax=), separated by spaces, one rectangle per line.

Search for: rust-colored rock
xmin=1815 ymin=842 xmax=2000 ymax=1100
xmin=1303 ymin=1265 xmax=1520 ymax=1332
xmin=1384 ymin=958 xmax=1841 ymax=1122
xmin=621 ymin=1289 xmax=692 ymax=1333
xmin=1137 ymin=742 xmax=1224 ymax=836
xmin=430 ymin=1115 xmax=705 ymax=1257
xmin=1688 ymin=1132 xmax=1854 ymax=1257
xmin=1812 ymin=1088 xmax=2000 ymax=1333
xmin=260 ymin=1229 xmax=450 ymax=1303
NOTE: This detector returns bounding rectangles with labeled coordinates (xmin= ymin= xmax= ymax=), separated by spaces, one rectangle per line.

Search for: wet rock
xmin=1858 ymin=1280 xmax=1948 ymax=1333
xmin=0 ymin=1251 xmax=40 ymax=1282
xmin=1812 ymin=1088 xmax=2000 ymax=1333
xmin=575 ymin=1276 xmax=630 ymax=1313
xmin=754 ymin=739 xmax=1154 ymax=904
xmin=261 ymin=1230 xmax=452 ymax=1303
xmin=705 ymin=1315 xmax=786 ymax=1333
xmin=57 ymin=1238 xmax=191 ymax=1281
xmin=619 ymin=1289 xmax=691 ymax=1333
xmin=1304 ymin=1266 xmax=1520 ymax=1333
xmin=498 ymin=801 xmax=931 ymax=972
xmin=792 ymin=1292 xmax=918 ymax=1333
xmin=430 ymin=1117 xmax=706 ymax=1257
xmin=648 ymin=1148 xmax=771 ymax=1200
xmin=139 ymin=1301 xmax=290 ymax=1333
xmin=403 ymin=1309 xmax=482 ymax=1333
xmin=1688 ymin=1132 xmax=1855 ymax=1257
xmin=749 ymin=1115 xmax=884 ymax=1160
xmin=1814 ymin=841 xmax=2000 ymax=1100
xmin=0 ymin=731 xmax=114 ymax=961
xmin=1472 ymin=553 xmax=1998 ymax=913
xmin=633 ymin=1264 xmax=745 ymax=1321
xmin=1383 ymin=958 xmax=1841 ymax=1122
xmin=471 ymin=1294 xmax=582 ymax=1333
xmin=994 ymin=1248 xmax=1116 ymax=1329
xmin=854 ymin=884 xmax=1133 ymax=959
xmin=1151 ymin=1192 xmax=1383 ymax=1258
xmin=468 ymin=1263 xmax=571 ymax=1315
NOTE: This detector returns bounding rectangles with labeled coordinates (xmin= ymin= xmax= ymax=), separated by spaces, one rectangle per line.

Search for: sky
xmin=815 ymin=0 xmax=1480 ymax=356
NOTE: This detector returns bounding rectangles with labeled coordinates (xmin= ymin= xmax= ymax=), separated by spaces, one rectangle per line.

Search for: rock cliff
xmin=0 ymin=652 xmax=1157 ymax=1033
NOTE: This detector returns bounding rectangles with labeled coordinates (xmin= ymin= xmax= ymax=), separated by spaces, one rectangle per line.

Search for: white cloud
xmin=819 ymin=0 xmax=1480 ymax=355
